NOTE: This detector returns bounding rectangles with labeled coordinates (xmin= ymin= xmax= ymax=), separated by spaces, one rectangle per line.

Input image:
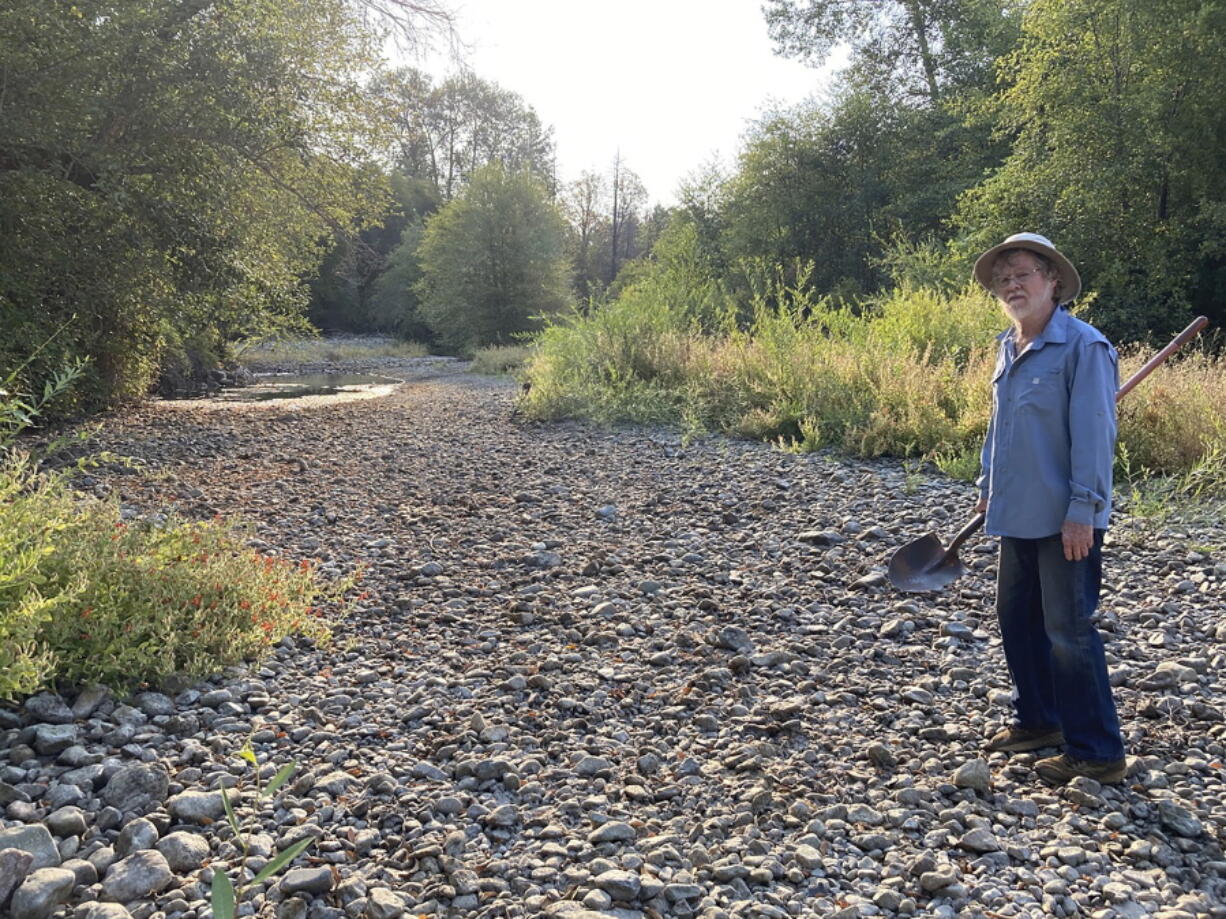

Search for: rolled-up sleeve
xmin=1066 ymin=339 xmax=1118 ymax=526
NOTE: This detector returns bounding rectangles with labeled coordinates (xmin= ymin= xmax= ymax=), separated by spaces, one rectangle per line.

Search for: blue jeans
xmin=996 ymin=530 xmax=1125 ymax=762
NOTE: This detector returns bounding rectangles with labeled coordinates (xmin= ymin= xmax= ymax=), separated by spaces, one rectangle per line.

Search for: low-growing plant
xmin=36 ymin=509 xmax=348 ymax=689
xmin=212 ymin=745 xmax=313 ymax=919
xmin=0 ymin=453 xmax=79 ymax=698
xmin=0 ymin=457 xmax=353 ymax=699
xmin=930 ymin=444 xmax=983 ymax=482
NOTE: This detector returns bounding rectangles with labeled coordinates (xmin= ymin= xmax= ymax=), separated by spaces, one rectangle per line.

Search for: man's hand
xmin=975 ymin=497 xmax=987 ymax=515
xmin=1061 ymin=520 xmax=1094 ymax=561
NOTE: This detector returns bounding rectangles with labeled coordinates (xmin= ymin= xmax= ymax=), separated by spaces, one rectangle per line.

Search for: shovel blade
xmin=887 ymin=533 xmax=968 ymax=593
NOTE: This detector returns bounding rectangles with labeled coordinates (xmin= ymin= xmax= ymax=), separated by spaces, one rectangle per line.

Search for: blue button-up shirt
xmin=977 ymin=308 xmax=1118 ymax=539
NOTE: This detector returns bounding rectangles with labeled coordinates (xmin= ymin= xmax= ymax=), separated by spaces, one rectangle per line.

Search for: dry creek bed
xmin=2 ymin=355 xmax=1225 ymax=919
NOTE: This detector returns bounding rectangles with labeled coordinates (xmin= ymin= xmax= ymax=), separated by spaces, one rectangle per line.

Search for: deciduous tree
xmin=415 ymin=164 xmax=570 ymax=350
xmin=0 ymin=0 xmax=448 ymax=407
xmin=956 ymin=0 xmax=1226 ymax=339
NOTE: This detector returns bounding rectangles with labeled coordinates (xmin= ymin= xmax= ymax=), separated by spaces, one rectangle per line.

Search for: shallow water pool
xmin=217 ymin=373 xmax=402 ymax=402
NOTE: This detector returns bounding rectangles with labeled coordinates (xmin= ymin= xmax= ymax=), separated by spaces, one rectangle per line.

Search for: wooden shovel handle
xmin=1115 ymin=316 xmax=1209 ymax=401
xmin=948 ymin=315 xmax=1208 ymax=564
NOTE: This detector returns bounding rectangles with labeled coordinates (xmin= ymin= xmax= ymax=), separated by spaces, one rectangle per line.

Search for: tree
xmin=558 ymin=158 xmax=652 ymax=300
xmin=719 ymin=93 xmax=900 ymax=297
xmin=956 ymin=0 xmax=1226 ymax=340
xmin=561 ymin=170 xmax=608 ymax=300
xmin=371 ymin=221 xmax=431 ymax=339
xmin=415 ymin=164 xmax=570 ymax=351
xmin=380 ymin=68 xmax=557 ymax=201
xmin=609 ymin=154 xmax=648 ymax=284
xmin=0 ymin=0 xmax=449 ymax=408
xmin=763 ymin=0 xmax=1020 ymax=104
xmin=309 ymin=173 xmax=441 ymax=334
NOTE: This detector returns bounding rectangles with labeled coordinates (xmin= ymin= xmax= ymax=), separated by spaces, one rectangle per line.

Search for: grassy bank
xmin=522 ymin=275 xmax=1225 ymax=498
xmin=469 ymin=344 xmax=533 ymax=376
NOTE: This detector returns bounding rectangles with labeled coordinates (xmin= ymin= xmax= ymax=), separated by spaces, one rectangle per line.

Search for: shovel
xmin=888 ymin=315 xmax=1210 ymax=593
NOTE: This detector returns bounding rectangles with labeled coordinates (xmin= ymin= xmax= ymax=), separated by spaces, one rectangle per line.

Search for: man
xmin=973 ymin=232 xmax=1127 ymax=785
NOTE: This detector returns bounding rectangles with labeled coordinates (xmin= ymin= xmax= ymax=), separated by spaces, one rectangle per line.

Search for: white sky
xmin=412 ymin=0 xmax=846 ymax=206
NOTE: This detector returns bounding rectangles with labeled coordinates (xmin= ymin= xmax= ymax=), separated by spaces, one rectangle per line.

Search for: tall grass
xmin=468 ymin=344 xmax=533 ymax=376
xmin=1116 ymin=350 xmax=1226 ymax=500
xmin=525 ymin=273 xmax=1001 ymax=461
xmin=524 ymin=256 xmax=1224 ymax=497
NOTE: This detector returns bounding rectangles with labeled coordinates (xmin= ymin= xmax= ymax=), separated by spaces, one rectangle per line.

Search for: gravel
xmin=2 ymin=355 xmax=1224 ymax=919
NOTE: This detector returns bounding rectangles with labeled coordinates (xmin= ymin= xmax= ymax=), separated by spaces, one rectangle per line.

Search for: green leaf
xmin=211 ymin=870 xmax=236 ymax=919
xmin=238 ymin=746 xmax=258 ymax=767
xmin=250 ymin=836 xmax=314 ymax=886
xmin=221 ymin=787 xmax=241 ymax=841
xmin=260 ymin=761 xmax=298 ymax=799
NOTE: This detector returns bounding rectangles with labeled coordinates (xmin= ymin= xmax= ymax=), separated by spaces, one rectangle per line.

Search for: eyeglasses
xmin=991 ymin=268 xmax=1046 ymax=292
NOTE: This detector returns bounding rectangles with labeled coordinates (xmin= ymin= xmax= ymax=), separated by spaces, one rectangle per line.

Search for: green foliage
xmin=0 ymin=0 xmax=397 ymax=411
xmin=0 ymin=454 xmax=77 ymax=699
xmin=371 ymin=222 xmax=430 ymax=339
xmin=379 ymin=68 xmax=557 ymax=202
xmin=763 ymin=0 xmax=1020 ymax=102
xmin=309 ymin=176 xmax=442 ymax=336
xmin=872 ymin=232 xmax=970 ymax=294
xmin=0 ymin=457 xmax=349 ymax=699
xmin=37 ymin=511 xmax=343 ymax=690
xmin=1 ymin=351 xmax=89 ymax=447
xmin=956 ymin=0 xmax=1226 ymax=340
xmin=526 ymin=268 xmax=1225 ymax=496
xmin=416 ymin=164 xmax=571 ymax=351
xmin=861 ymin=283 xmax=1004 ymax=365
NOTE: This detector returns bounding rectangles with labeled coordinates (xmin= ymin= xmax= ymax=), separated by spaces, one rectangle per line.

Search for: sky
xmin=411 ymin=0 xmax=847 ymax=206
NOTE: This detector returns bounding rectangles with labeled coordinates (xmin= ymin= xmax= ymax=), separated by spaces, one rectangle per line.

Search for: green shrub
xmin=0 ymin=457 xmax=351 ymax=699
xmin=0 ymin=454 xmax=77 ymax=698
xmin=862 ymin=284 xmax=1003 ymax=366
xmin=39 ymin=511 xmax=345 ymax=690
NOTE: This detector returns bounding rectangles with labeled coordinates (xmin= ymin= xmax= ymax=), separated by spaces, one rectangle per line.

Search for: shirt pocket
xmin=1015 ymin=366 xmax=1065 ymax=414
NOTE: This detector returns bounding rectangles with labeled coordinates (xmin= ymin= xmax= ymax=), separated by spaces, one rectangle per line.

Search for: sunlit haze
xmin=412 ymin=0 xmax=847 ymax=205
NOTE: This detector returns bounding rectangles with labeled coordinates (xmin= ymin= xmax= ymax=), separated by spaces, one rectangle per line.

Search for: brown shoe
xmin=985 ymin=724 xmax=1065 ymax=753
xmin=1035 ymin=754 xmax=1127 ymax=785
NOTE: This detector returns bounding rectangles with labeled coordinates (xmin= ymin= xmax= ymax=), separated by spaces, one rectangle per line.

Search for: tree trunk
xmin=902 ymin=0 xmax=941 ymax=102
xmin=610 ymin=151 xmax=621 ymax=284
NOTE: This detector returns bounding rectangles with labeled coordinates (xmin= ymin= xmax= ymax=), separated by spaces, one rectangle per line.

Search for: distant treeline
xmin=1 ymin=0 xmax=1223 ymax=414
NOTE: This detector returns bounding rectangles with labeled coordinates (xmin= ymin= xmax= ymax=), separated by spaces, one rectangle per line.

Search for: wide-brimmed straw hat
xmin=973 ymin=232 xmax=1081 ymax=304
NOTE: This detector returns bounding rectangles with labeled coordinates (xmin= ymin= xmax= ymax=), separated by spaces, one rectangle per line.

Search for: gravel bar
xmin=2 ymin=356 xmax=1224 ymax=919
